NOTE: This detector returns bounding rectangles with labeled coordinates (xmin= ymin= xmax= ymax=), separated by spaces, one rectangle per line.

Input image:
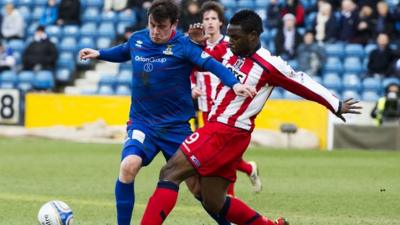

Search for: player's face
xmin=227 ymin=24 xmax=251 ymax=56
xmin=148 ymin=14 xmax=177 ymax=44
xmin=203 ymin=10 xmax=222 ymax=35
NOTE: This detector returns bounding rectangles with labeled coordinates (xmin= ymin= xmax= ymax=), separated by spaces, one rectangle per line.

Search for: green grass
xmin=0 ymin=137 xmax=399 ymax=225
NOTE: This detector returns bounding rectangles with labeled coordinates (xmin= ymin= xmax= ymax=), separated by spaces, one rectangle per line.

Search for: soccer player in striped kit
xmin=191 ymin=1 xmax=262 ymax=197
xmin=140 ymin=9 xmax=361 ymax=225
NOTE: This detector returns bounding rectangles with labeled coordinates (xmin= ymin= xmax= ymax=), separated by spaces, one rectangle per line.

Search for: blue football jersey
xmin=99 ymin=29 xmax=238 ymax=127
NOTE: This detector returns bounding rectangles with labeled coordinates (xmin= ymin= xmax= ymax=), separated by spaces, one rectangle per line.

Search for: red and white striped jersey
xmin=207 ymin=43 xmax=340 ymax=131
xmin=191 ymin=35 xmax=228 ymax=112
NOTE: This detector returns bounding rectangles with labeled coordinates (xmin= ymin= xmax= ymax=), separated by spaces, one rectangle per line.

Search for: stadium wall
xmin=25 ymin=94 xmax=329 ymax=148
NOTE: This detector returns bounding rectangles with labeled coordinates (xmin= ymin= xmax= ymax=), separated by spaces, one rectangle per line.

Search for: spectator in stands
xmin=127 ymin=0 xmax=152 ymax=29
xmin=296 ymin=32 xmax=326 ymax=76
xmin=312 ymin=0 xmax=338 ymax=43
xmin=274 ymin=13 xmax=302 ymax=60
xmin=280 ymin=0 xmax=305 ymax=26
xmin=371 ymin=83 xmax=400 ymax=125
xmin=39 ymin=0 xmax=58 ymax=26
xmin=1 ymin=3 xmax=24 ymax=40
xmin=104 ymin=0 xmax=128 ymax=12
xmin=266 ymin=0 xmax=282 ymax=28
xmin=179 ymin=0 xmax=201 ymax=32
xmin=374 ymin=1 xmax=394 ymax=38
xmin=367 ymin=33 xmax=396 ymax=77
xmin=57 ymin=0 xmax=81 ymax=25
xmin=353 ymin=5 xmax=375 ymax=45
xmin=338 ymin=0 xmax=357 ymax=42
xmin=0 ymin=42 xmax=16 ymax=72
xmin=22 ymin=26 xmax=58 ymax=71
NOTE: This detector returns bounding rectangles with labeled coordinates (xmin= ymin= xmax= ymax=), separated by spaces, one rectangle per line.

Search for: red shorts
xmin=180 ymin=122 xmax=251 ymax=182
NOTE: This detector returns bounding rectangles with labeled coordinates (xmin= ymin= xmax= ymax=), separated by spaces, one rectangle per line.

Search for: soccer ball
xmin=38 ymin=200 xmax=74 ymax=225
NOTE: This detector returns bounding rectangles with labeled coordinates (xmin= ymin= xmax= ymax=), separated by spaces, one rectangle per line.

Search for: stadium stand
xmin=0 ymin=0 xmax=398 ymax=99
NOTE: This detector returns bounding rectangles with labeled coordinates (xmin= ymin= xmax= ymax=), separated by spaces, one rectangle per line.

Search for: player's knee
xmin=202 ymin=197 xmax=224 ymax=214
xmin=119 ymin=155 xmax=142 ymax=182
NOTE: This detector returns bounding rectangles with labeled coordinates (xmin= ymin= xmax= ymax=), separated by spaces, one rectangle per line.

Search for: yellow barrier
xmin=25 ymin=94 xmax=328 ymax=148
xmin=25 ymin=94 xmax=130 ymax=127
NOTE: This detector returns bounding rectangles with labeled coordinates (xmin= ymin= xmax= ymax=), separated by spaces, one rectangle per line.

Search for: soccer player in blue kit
xmin=78 ymin=0 xmax=255 ymax=225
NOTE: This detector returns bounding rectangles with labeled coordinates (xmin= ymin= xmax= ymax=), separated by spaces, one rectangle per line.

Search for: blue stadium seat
xmin=117 ymin=21 xmax=134 ymax=34
xmin=220 ymin=0 xmax=236 ymax=9
xmin=362 ymin=90 xmax=379 ymax=102
xmin=283 ymin=90 xmax=302 ymax=100
xmin=59 ymin=37 xmax=78 ymax=53
xmin=115 ymin=85 xmax=131 ymax=96
xmin=57 ymin=52 xmax=75 ymax=70
xmin=80 ymin=23 xmax=97 ymax=38
xmin=98 ymin=23 xmax=116 ymax=39
xmin=78 ymin=37 xmax=96 ymax=50
xmin=343 ymin=57 xmax=363 ymax=74
xmin=7 ymin=39 xmax=25 ymax=53
xmin=345 ymin=44 xmax=365 ymax=58
xmin=342 ymin=73 xmax=361 ymax=91
xmin=80 ymin=87 xmax=97 ymax=95
xmin=99 ymin=74 xmax=117 ymax=87
xmin=342 ymin=90 xmax=360 ymax=100
xmin=46 ymin=25 xmax=62 ymax=38
xmin=96 ymin=37 xmax=112 ymax=49
xmin=269 ymin=89 xmax=283 ymax=99
xmin=32 ymin=6 xmax=44 ymax=20
xmin=18 ymin=70 xmax=35 ymax=83
xmin=17 ymin=82 xmax=33 ymax=92
xmin=34 ymin=71 xmax=54 ymax=90
xmin=382 ymin=77 xmax=400 ymax=88
xmin=98 ymin=85 xmax=114 ymax=95
xmin=237 ymin=0 xmax=255 ymax=8
xmin=34 ymin=0 xmax=47 ymax=7
xmin=323 ymin=73 xmax=342 ymax=92
xmin=119 ymin=62 xmax=132 ymax=71
xmin=18 ymin=6 xmax=31 ymax=23
xmin=17 ymin=71 xmax=34 ymax=92
xmin=55 ymin=68 xmax=72 ymax=83
xmin=256 ymin=0 xmax=269 ymax=7
xmin=0 ymin=71 xmax=18 ymax=88
xmin=101 ymin=11 xmax=118 ymax=24
xmin=325 ymin=43 xmax=345 ymax=58
xmin=62 ymin=25 xmax=80 ymax=39
xmin=364 ymin=44 xmax=376 ymax=55
xmin=117 ymin=70 xmax=131 ymax=87
xmin=362 ymin=77 xmax=382 ymax=93
xmin=27 ymin=23 xmax=39 ymax=36
xmin=85 ymin=0 xmax=103 ymax=9
xmin=117 ymin=10 xmax=137 ymax=24
xmin=323 ymin=57 xmax=343 ymax=74
xmin=311 ymin=75 xmax=322 ymax=84
xmin=82 ymin=7 xmax=100 ymax=24
xmin=18 ymin=0 xmax=34 ymax=8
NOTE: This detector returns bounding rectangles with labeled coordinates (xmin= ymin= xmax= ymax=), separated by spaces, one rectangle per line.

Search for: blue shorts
xmin=121 ymin=122 xmax=192 ymax=166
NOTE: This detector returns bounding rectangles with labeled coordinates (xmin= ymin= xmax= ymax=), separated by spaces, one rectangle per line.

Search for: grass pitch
xmin=0 ymin=137 xmax=399 ymax=225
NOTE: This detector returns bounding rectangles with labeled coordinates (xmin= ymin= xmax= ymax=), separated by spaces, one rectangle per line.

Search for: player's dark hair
xmin=200 ymin=1 xmax=225 ymax=24
xmin=148 ymin=0 xmax=180 ymax=24
xmin=229 ymin=10 xmax=263 ymax=36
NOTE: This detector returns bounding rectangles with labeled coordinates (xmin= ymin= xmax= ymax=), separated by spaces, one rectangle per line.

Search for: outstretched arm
xmin=79 ymin=42 xmax=131 ymax=63
xmin=257 ymin=54 xmax=361 ymax=121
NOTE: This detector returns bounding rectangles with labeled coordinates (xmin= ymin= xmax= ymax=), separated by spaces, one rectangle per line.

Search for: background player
xmin=140 ymin=10 xmax=362 ymax=225
xmin=78 ymin=1 xmax=255 ymax=225
xmin=191 ymin=1 xmax=262 ymax=195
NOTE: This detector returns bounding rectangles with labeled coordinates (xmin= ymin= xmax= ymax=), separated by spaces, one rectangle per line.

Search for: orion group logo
xmin=144 ymin=63 xmax=153 ymax=72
